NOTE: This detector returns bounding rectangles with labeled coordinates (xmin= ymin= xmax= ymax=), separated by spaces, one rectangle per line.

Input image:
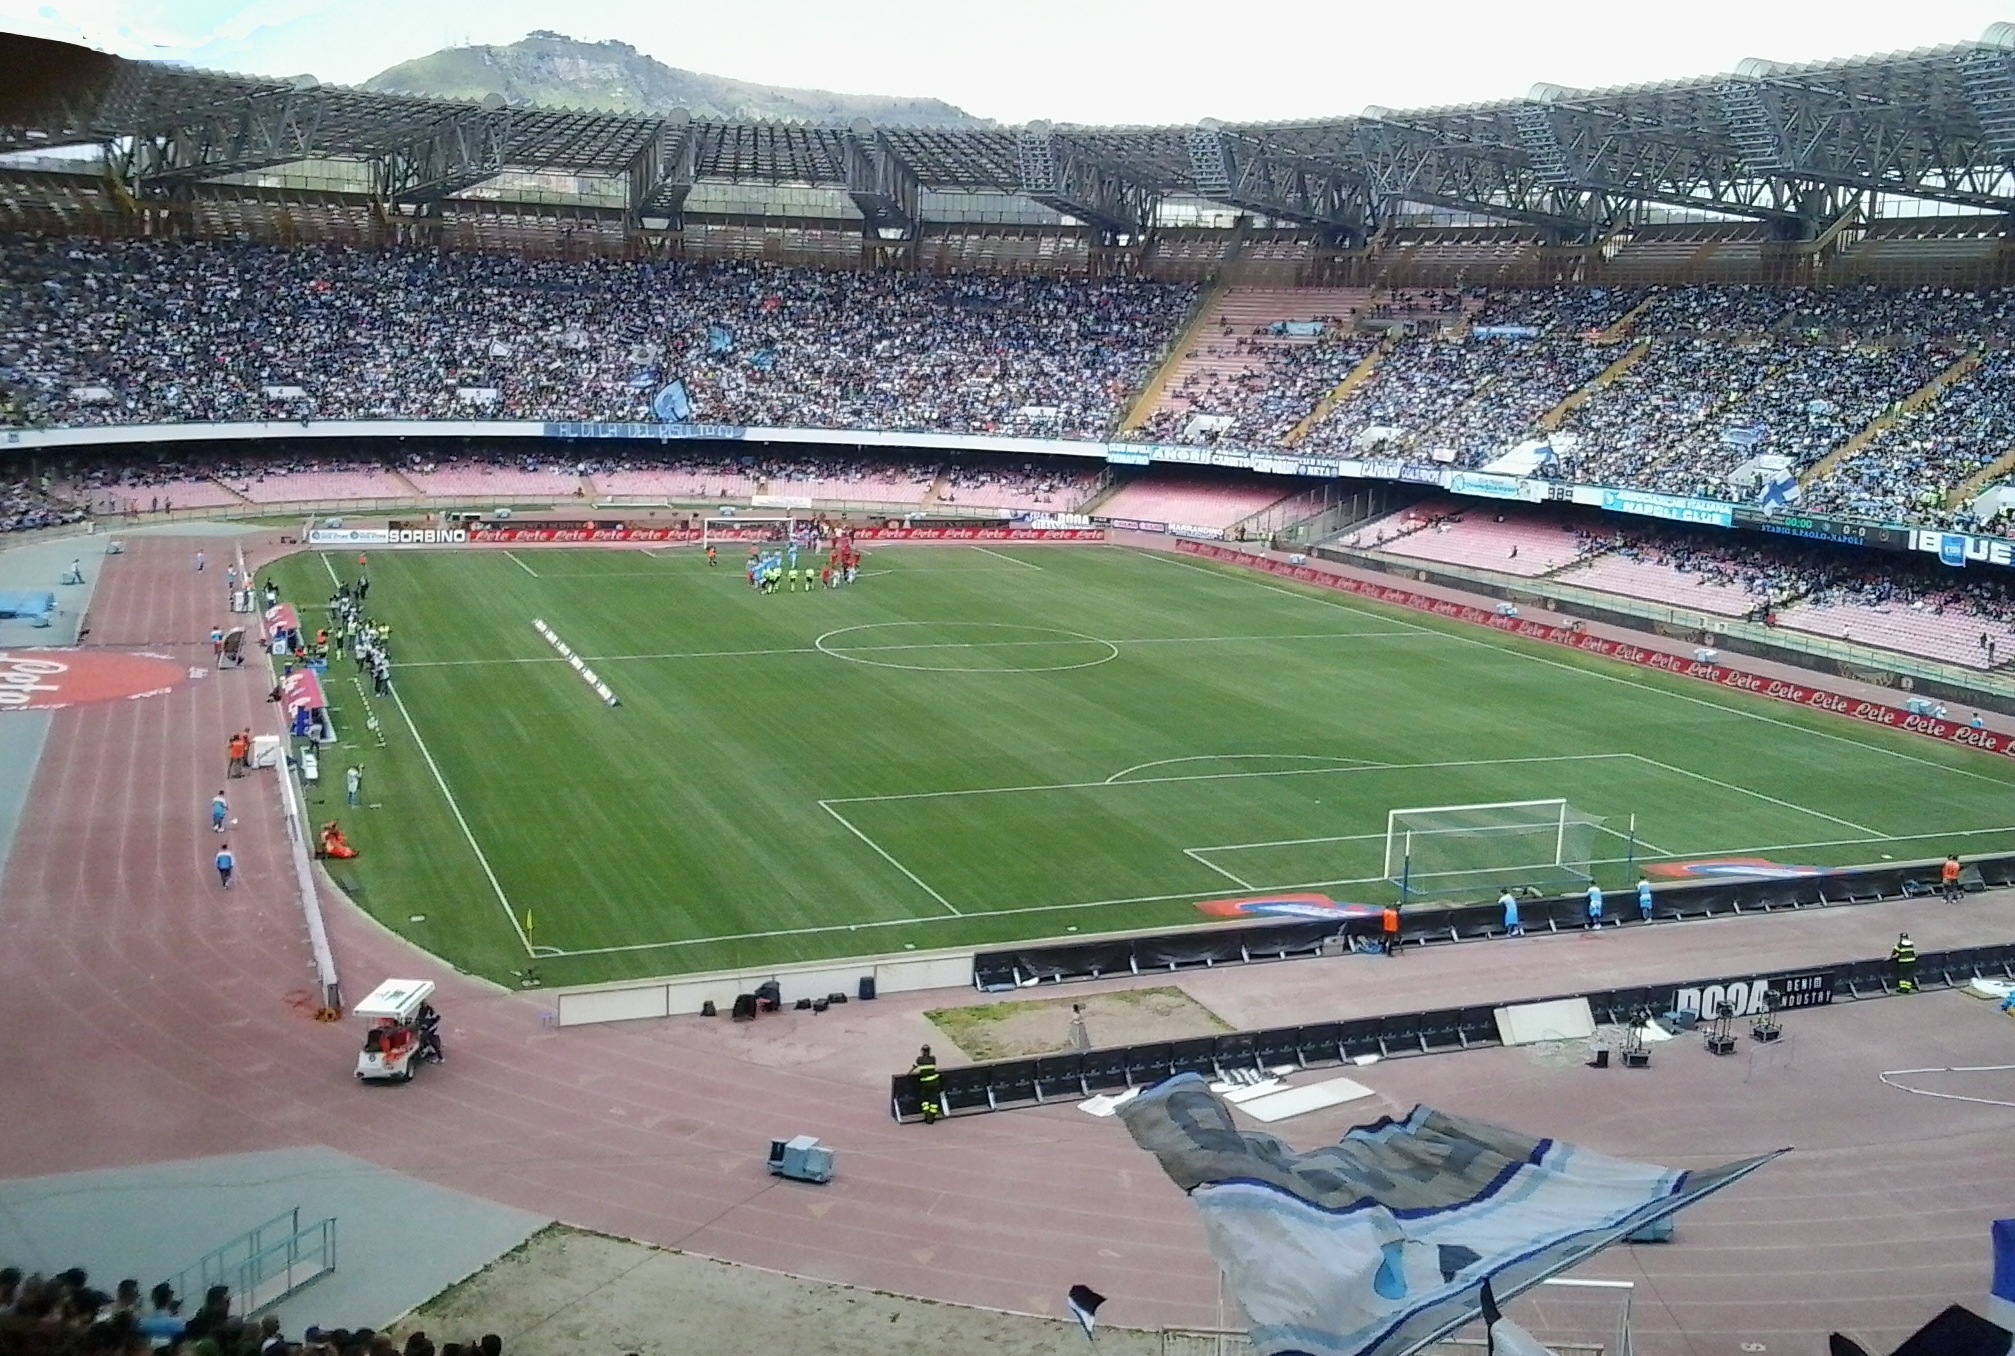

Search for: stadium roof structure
xmin=4 ymin=26 xmax=2015 ymax=244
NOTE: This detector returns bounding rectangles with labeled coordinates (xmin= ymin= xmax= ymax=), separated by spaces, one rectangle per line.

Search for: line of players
xmin=725 ymin=538 xmax=865 ymax=593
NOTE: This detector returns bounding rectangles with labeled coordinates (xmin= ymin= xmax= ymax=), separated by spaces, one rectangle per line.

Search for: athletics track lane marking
xmin=318 ymin=553 xmax=546 ymax=958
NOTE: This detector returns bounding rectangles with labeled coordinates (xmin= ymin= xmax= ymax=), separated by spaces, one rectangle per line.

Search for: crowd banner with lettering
xmin=1908 ymin=528 xmax=2015 ymax=569
xmin=1448 ymin=471 xmax=1544 ymax=503
xmin=1178 ymin=541 xmax=2015 ymax=759
xmin=1598 ymin=488 xmax=1734 ymax=528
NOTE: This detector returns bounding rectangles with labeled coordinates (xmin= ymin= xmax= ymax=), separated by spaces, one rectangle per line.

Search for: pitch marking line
xmin=317 ymin=554 xmax=543 ymax=958
xmin=817 ymin=801 xmax=961 ymax=917
xmin=394 ymin=630 xmax=1431 ymax=669
xmin=1182 ymin=847 xmax=1259 ymax=890
xmin=1626 ymin=753 xmax=1883 ymax=836
xmin=825 ymin=752 xmax=1634 ymax=806
xmin=1104 ymin=753 xmax=1394 ymax=783
xmin=503 ymin=550 xmax=541 ymax=578
xmin=1145 ymin=545 xmax=2015 ymax=790
xmin=970 ymin=545 xmax=1042 ymax=570
xmin=535 ymin=820 xmax=2015 ymax=957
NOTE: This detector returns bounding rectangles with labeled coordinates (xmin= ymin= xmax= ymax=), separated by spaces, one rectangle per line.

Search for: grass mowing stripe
xmin=1139 ymin=546 xmax=2015 ymax=790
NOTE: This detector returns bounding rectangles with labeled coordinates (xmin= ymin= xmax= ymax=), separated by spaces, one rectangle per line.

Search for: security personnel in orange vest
xmin=1941 ymin=855 xmax=1962 ymax=903
xmin=1381 ymin=906 xmax=1401 ymax=956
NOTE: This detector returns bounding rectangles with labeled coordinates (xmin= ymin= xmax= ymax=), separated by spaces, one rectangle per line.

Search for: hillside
xmin=363 ymin=31 xmax=982 ymax=125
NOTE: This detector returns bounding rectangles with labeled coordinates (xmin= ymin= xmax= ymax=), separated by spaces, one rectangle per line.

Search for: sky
xmin=5 ymin=0 xmax=2013 ymax=125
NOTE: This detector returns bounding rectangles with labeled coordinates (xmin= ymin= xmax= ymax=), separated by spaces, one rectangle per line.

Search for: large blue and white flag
xmin=1118 ymin=1075 xmax=1781 ymax=1356
xmin=1757 ymin=470 xmax=1802 ymax=512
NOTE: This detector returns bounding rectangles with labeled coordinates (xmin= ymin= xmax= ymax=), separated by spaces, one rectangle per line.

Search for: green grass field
xmin=265 ymin=543 xmax=2015 ymax=987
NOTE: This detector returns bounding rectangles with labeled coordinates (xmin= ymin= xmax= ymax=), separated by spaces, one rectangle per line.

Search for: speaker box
xmin=731 ymin=993 xmax=758 ymax=1021
xmin=858 ymin=976 xmax=877 ymax=1001
xmin=1587 ymin=1048 xmax=1610 ymax=1069
xmin=1622 ymin=1049 xmax=1650 ymax=1068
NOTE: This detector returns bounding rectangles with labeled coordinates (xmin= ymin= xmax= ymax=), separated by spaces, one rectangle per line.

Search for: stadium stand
xmin=1363 ymin=502 xmax=1599 ymax=578
xmin=937 ymin=463 xmax=1100 ymax=512
xmin=226 ymin=468 xmax=411 ymax=504
xmin=1094 ymin=476 xmax=1295 ymax=531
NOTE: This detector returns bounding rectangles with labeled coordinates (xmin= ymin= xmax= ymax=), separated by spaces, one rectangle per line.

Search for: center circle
xmin=813 ymin=622 xmax=1120 ymax=673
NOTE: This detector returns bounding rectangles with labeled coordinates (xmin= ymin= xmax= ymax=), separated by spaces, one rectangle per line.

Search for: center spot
xmin=813 ymin=622 xmax=1120 ymax=673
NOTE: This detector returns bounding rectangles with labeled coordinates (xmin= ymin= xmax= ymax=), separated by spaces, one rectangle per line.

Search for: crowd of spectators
xmin=2 ymin=473 xmax=86 ymax=531
xmin=9 ymin=236 xmax=2015 ymax=531
xmin=0 ymin=1263 xmax=497 ymax=1356
xmin=0 ymin=236 xmax=1193 ymax=438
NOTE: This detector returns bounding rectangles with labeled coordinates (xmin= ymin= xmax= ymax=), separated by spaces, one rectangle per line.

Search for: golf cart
xmin=354 ymin=978 xmax=436 ymax=1083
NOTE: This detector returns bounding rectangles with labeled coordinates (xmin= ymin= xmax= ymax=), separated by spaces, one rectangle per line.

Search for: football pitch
xmin=266 ymin=543 xmax=2015 ymax=987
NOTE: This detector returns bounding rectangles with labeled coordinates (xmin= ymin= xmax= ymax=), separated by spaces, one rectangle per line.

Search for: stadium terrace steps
xmin=593 ymin=470 xmax=761 ymax=500
xmin=1117 ymin=283 xmax=1232 ymax=433
xmin=1370 ymin=510 xmax=1594 ymax=578
xmin=81 ymin=478 xmax=249 ymax=512
xmin=768 ymin=472 xmax=937 ymax=507
xmin=402 ymin=468 xmax=585 ymax=498
xmin=1774 ymin=596 xmax=2015 ymax=671
xmin=1547 ymin=553 xmax=1765 ymax=617
xmin=1095 ymin=477 xmax=1299 ymax=530
xmin=1124 ymin=286 xmax=1378 ymax=438
xmin=1538 ymin=338 xmax=1650 ymax=432
xmin=1284 ymin=341 xmax=1388 ymax=447
xmin=936 ymin=470 xmax=1099 ymax=513
xmin=1799 ymin=350 xmax=1984 ymax=489
xmin=1950 ymin=439 xmax=2015 ymax=506
xmin=228 ymin=470 xmax=411 ymax=504
xmin=1591 ymin=295 xmax=1661 ymax=343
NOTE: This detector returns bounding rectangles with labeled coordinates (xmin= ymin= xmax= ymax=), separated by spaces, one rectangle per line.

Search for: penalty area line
xmin=503 ymin=551 xmax=541 ymax=578
xmin=535 ymin=821 xmax=2015 ymax=958
xmin=970 ymin=545 xmax=1042 ymax=570
xmin=819 ymin=801 xmax=961 ymax=916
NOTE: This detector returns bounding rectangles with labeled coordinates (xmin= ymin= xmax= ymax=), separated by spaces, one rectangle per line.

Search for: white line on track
xmin=503 ymin=550 xmax=540 ymax=578
xmin=534 ymin=820 xmax=2015 ymax=957
xmin=970 ymin=544 xmax=1042 ymax=570
xmin=1139 ymin=546 xmax=2015 ymax=790
xmin=817 ymin=802 xmax=961 ymax=916
xmin=317 ymin=553 xmax=540 ymax=957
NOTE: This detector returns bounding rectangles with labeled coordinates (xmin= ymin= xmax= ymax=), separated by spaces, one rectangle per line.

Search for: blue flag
xmin=651 ymin=381 xmax=693 ymax=424
xmin=708 ymin=325 xmax=733 ymax=355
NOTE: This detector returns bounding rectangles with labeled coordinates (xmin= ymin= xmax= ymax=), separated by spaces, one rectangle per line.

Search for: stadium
xmin=4 ymin=13 xmax=2015 ymax=1356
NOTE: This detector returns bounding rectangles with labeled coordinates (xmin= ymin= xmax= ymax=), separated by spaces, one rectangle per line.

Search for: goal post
xmin=1385 ymin=799 xmax=1605 ymax=903
xmin=701 ymin=514 xmax=798 ymax=547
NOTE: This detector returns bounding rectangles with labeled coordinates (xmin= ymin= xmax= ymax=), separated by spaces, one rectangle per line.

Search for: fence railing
xmin=158 ymin=1208 xmax=336 ymax=1317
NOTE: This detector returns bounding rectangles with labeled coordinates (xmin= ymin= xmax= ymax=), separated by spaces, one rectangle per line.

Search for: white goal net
xmin=1384 ymin=799 xmax=1604 ymax=902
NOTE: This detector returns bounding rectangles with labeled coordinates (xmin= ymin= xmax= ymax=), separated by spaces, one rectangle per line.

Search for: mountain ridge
xmin=363 ymin=30 xmax=985 ymax=126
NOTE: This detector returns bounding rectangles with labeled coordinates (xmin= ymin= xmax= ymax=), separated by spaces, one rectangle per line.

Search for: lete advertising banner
xmin=458 ymin=525 xmax=1108 ymax=545
xmin=1177 ymin=541 xmax=2015 ymax=760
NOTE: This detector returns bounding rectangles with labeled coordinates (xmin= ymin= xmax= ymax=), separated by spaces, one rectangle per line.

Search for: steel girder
xmin=1187 ymin=127 xmax=1376 ymax=242
xmin=369 ymin=108 xmax=510 ymax=206
xmin=843 ymin=130 xmax=921 ymax=237
xmin=626 ymin=119 xmax=694 ymax=227
xmin=115 ymin=87 xmax=329 ymax=194
xmin=1016 ymin=129 xmax=1160 ymax=242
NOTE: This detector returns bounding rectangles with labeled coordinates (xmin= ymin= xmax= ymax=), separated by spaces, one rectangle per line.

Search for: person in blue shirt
xmin=1585 ymin=883 xmax=1604 ymax=929
xmin=1498 ymin=888 xmax=1523 ymax=937
xmin=210 ymin=790 xmax=228 ymax=833
xmin=1637 ymin=876 xmax=1654 ymax=922
xmin=215 ymin=844 xmax=234 ymax=889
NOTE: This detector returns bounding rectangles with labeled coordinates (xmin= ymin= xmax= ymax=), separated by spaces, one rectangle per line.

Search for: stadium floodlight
xmin=702 ymin=514 xmax=800 ymax=547
xmin=1384 ymin=799 xmax=1604 ymax=903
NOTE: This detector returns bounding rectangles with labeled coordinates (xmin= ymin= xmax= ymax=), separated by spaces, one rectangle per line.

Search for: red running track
xmin=1 ymin=532 xmax=2010 ymax=1354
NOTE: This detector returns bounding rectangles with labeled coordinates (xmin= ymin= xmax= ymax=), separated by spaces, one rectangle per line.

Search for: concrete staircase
xmin=1799 ymin=350 xmax=1982 ymax=489
xmin=1121 ymin=286 xmax=1378 ymax=439
xmin=1538 ymin=339 xmax=1651 ymax=432
xmin=1285 ymin=341 xmax=1388 ymax=447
